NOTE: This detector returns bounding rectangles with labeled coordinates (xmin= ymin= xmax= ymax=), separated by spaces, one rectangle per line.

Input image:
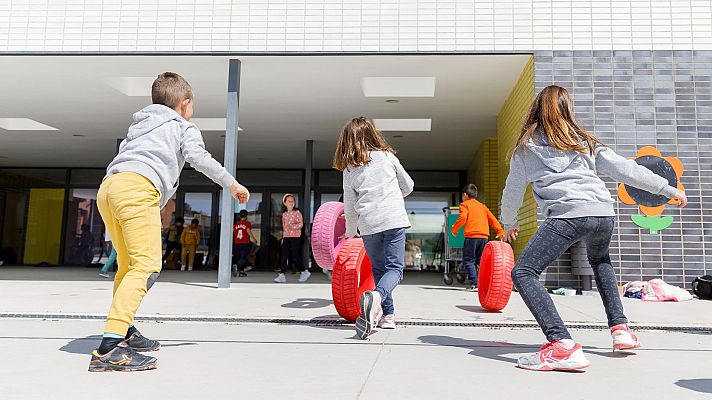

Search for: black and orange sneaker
xmin=125 ymin=331 xmax=161 ymax=352
xmin=88 ymin=342 xmax=158 ymax=372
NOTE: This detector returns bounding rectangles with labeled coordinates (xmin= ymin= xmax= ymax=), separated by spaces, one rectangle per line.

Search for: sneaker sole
xmin=517 ymin=360 xmax=590 ymax=372
xmin=88 ymin=362 xmax=158 ymax=372
xmin=355 ymin=293 xmax=374 ymax=340
xmin=613 ymin=342 xmax=641 ymax=351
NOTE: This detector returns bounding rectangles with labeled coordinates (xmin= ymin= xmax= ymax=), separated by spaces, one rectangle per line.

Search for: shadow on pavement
xmin=281 ymin=298 xmax=333 ymax=309
xmin=456 ymin=305 xmax=501 ymax=314
xmin=59 ymin=335 xmax=102 ymax=354
xmin=675 ymin=379 xmax=712 ymax=394
xmin=420 ymin=286 xmax=466 ymax=292
xmin=418 ymin=335 xmax=526 ymax=365
xmin=59 ymin=335 xmax=197 ymax=354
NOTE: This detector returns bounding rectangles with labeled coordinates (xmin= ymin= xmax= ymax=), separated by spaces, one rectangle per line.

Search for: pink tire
xmin=311 ymin=201 xmax=346 ymax=270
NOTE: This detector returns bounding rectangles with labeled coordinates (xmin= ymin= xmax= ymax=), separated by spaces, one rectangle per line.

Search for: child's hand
xmin=230 ymin=181 xmax=250 ymax=204
xmin=502 ymin=227 xmax=519 ymax=243
xmin=672 ymin=189 xmax=688 ymax=208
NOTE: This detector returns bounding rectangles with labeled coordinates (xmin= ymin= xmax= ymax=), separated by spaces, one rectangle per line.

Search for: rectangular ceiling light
xmin=0 ymin=118 xmax=58 ymax=131
xmin=191 ymin=118 xmax=242 ymax=132
xmin=373 ymin=118 xmax=432 ymax=131
xmin=106 ymin=77 xmax=156 ymax=97
xmin=361 ymin=77 xmax=436 ymax=97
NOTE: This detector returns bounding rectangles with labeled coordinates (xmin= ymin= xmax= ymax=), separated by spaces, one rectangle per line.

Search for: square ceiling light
xmin=361 ymin=77 xmax=436 ymax=97
xmin=0 ymin=118 xmax=58 ymax=131
xmin=191 ymin=118 xmax=243 ymax=132
xmin=373 ymin=118 xmax=431 ymax=131
xmin=106 ymin=77 xmax=156 ymax=97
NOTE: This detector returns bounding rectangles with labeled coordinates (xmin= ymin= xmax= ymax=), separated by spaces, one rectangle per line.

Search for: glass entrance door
xmin=0 ymin=188 xmax=28 ymax=265
xmin=183 ymin=192 xmax=214 ymax=270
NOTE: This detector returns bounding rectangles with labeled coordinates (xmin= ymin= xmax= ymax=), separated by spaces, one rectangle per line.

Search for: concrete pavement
xmin=1 ymin=266 xmax=711 ymax=399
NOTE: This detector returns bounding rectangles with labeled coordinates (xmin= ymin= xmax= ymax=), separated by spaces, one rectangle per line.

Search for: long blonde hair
xmin=512 ymin=85 xmax=604 ymax=158
xmin=332 ymin=117 xmax=395 ymax=171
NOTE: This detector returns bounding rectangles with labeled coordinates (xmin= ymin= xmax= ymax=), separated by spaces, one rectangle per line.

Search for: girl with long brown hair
xmin=334 ymin=117 xmax=414 ymax=339
xmin=500 ymin=85 xmax=687 ymax=371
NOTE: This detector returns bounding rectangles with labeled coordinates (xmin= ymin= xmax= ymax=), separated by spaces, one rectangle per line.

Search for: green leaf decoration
xmin=630 ymin=215 xmax=674 ymax=234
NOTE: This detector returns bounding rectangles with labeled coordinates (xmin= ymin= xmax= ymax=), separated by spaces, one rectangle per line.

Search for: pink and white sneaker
xmin=517 ymin=341 xmax=590 ymax=371
xmin=611 ymin=324 xmax=641 ymax=351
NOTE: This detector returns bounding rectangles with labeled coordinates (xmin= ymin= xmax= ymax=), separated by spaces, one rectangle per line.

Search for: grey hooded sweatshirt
xmin=106 ymin=104 xmax=235 ymax=209
xmin=500 ymin=134 xmax=678 ymax=231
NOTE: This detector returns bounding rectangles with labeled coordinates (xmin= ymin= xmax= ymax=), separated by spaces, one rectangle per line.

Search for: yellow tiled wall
xmin=496 ymin=56 xmax=537 ymax=258
xmin=468 ymin=137 xmax=500 ymax=239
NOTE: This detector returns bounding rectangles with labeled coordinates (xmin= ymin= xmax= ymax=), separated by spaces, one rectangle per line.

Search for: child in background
xmin=162 ymin=216 xmax=184 ymax=267
xmin=180 ymin=218 xmax=201 ymax=271
xmin=334 ymin=117 xmax=414 ymax=339
xmin=233 ymin=209 xmax=257 ymax=277
xmin=274 ymin=194 xmax=310 ymax=283
xmin=99 ymin=229 xmax=116 ymax=279
xmin=500 ymin=85 xmax=687 ymax=371
xmin=90 ymin=72 xmax=249 ymax=372
xmin=451 ymin=183 xmax=504 ymax=291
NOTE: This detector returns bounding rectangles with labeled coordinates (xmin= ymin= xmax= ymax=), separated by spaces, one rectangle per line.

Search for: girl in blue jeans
xmin=334 ymin=117 xmax=415 ymax=339
xmin=501 ymin=85 xmax=687 ymax=371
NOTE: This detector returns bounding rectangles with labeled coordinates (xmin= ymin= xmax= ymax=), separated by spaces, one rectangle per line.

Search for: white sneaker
xmin=355 ymin=291 xmax=382 ymax=339
xmin=274 ymin=273 xmax=286 ymax=283
xmin=180 ymin=265 xmax=186 ymax=271
xmin=517 ymin=341 xmax=590 ymax=371
xmin=322 ymin=268 xmax=332 ymax=280
xmin=378 ymin=314 xmax=396 ymax=329
xmin=98 ymin=272 xmax=111 ymax=279
xmin=611 ymin=324 xmax=641 ymax=351
xmin=298 ymin=270 xmax=311 ymax=282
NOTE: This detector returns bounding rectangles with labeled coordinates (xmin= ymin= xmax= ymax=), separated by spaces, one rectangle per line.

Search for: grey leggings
xmin=512 ymin=217 xmax=628 ymax=341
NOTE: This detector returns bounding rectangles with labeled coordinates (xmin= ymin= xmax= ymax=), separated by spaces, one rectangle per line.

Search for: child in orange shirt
xmin=451 ymin=184 xmax=504 ymax=291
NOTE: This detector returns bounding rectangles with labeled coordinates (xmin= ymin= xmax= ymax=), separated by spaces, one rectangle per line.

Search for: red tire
xmin=311 ymin=202 xmax=347 ymax=271
xmin=478 ymin=241 xmax=516 ymax=312
xmin=332 ymin=238 xmax=375 ymax=321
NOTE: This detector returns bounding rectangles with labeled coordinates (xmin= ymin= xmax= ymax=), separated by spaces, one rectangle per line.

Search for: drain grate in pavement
xmin=1 ymin=313 xmax=711 ymax=333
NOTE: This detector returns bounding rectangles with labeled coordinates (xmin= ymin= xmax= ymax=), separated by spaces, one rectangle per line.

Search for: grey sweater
xmin=343 ymin=151 xmax=415 ymax=237
xmin=500 ymin=136 xmax=678 ymax=230
xmin=106 ymin=104 xmax=235 ymax=209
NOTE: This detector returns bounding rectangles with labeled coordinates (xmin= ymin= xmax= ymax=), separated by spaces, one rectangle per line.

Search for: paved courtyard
xmin=1 ymin=267 xmax=710 ymax=399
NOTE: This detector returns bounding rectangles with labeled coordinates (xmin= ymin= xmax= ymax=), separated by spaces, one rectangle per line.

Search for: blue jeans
xmin=362 ymin=227 xmax=406 ymax=316
xmin=512 ymin=217 xmax=627 ymax=341
xmin=463 ymin=238 xmax=487 ymax=286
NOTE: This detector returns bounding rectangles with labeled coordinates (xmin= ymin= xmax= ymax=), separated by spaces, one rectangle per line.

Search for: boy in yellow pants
xmin=89 ymin=72 xmax=249 ymax=372
xmin=180 ymin=218 xmax=201 ymax=271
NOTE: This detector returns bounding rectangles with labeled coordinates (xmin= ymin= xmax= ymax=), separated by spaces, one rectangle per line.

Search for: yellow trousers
xmin=181 ymin=245 xmax=197 ymax=269
xmin=97 ymin=172 xmax=162 ymax=336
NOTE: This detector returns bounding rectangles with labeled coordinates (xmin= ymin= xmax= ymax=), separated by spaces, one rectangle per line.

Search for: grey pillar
xmin=218 ymin=59 xmax=241 ymax=288
xmin=303 ymin=140 xmax=314 ymax=269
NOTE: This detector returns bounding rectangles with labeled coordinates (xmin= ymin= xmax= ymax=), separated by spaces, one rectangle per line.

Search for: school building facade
xmin=0 ymin=1 xmax=710 ymax=289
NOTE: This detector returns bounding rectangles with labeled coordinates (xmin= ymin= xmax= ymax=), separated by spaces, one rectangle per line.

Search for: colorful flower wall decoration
xmin=617 ymin=146 xmax=684 ymax=234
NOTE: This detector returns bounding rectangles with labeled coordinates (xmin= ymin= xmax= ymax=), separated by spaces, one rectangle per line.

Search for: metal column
xmin=218 ymin=59 xmax=241 ymax=288
xmin=303 ymin=140 xmax=314 ymax=268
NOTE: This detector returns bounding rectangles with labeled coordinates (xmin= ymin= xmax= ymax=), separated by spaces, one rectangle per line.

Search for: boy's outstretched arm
xmin=182 ymin=125 xmax=249 ymax=203
xmin=485 ymin=206 xmax=505 ymax=238
xmin=451 ymin=203 xmax=468 ymax=235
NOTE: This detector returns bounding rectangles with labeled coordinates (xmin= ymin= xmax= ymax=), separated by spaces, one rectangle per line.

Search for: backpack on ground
xmin=692 ymin=275 xmax=712 ymax=300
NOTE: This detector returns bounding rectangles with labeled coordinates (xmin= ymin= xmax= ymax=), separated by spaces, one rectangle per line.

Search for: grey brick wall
xmin=534 ymin=50 xmax=711 ymax=290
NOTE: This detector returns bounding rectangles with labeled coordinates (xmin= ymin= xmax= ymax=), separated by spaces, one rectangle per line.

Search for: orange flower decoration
xmin=617 ymin=146 xmax=684 ymax=216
